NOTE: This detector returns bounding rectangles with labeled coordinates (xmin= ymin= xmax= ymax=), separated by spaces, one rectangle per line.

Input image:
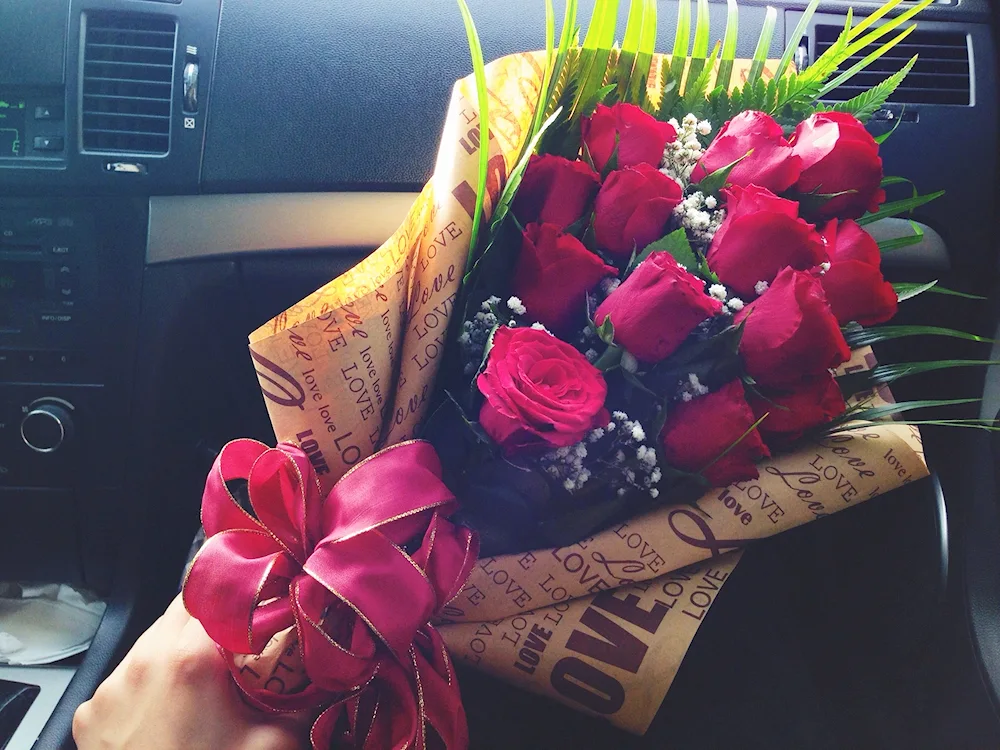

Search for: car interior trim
xmin=145 ymin=192 xmax=420 ymax=264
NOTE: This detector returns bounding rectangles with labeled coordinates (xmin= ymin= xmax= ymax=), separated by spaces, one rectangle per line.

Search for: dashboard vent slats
xmin=82 ymin=12 xmax=176 ymax=154
xmin=814 ymin=25 xmax=970 ymax=106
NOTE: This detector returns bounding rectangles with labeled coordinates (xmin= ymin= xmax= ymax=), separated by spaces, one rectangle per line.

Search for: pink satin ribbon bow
xmin=183 ymin=438 xmax=479 ymax=750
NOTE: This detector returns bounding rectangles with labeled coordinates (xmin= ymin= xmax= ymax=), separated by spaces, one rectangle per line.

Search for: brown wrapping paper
xmin=238 ymin=51 xmax=929 ymax=734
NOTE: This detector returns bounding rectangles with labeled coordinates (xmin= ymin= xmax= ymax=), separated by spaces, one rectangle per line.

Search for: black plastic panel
xmin=0 ymin=0 xmax=222 ymax=195
xmin=201 ymin=0 xmax=784 ymax=192
xmin=0 ymin=0 xmax=70 ymax=86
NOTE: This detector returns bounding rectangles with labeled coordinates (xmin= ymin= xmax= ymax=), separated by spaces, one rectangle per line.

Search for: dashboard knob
xmin=20 ymin=401 xmax=75 ymax=454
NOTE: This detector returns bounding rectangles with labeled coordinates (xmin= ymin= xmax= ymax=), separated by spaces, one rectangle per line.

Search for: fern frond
xmin=826 ymin=56 xmax=917 ymax=121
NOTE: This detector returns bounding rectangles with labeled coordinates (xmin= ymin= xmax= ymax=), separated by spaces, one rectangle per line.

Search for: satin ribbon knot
xmin=183 ymin=439 xmax=478 ymax=750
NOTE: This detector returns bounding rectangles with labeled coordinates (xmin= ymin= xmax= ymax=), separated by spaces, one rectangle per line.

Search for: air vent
xmin=82 ymin=12 xmax=176 ymax=154
xmin=814 ymin=25 xmax=970 ymax=105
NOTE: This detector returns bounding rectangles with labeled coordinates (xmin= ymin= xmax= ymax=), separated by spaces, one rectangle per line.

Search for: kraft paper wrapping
xmin=236 ymin=52 xmax=929 ymax=734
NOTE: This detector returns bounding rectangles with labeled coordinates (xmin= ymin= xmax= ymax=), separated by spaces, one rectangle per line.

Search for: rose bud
xmin=790 ymin=111 xmax=886 ymax=220
xmin=512 ymin=154 xmax=601 ymax=230
xmin=595 ymin=251 xmax=722 ymax=362
xmin=478 ymin=326 xmax=609 ymax=457
xmin=819 ymin=219 xmax=898 ymax=325
xmin=593 ymin=164 xmax=684 ymax=258
xmin=581 ymin=102 xmax=677 ymax=173
xmin=735 ymin=267 xmax=851 ymax=388
xmin=690 ymin=111 xmax=801 ymax=193
xmin=748 ymin=373 xmax=847 ymax=445
xmin=660 ymin=380 xmax=770 ymax=487
xmin=707 ymin=185 xmax=827 ymax=300
xmin=513 ymin=222 xmax=617 ymax=335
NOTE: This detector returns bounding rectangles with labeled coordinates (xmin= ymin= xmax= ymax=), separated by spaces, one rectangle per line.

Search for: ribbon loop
xmin=184 ymin=439 xmax=478 ymax=750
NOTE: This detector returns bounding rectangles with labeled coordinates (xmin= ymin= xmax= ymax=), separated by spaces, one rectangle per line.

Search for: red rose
xmin=707 ymin=185 xmax=827 ymax=300
xmin=581 ymin=102 xmax=677 ymax=173
xmin=819 ymin=220 xmax=898 ymax=325
xmin=790 ymin=112 xmax=886 ymax=220
xmin=595 ymin=251 xmax=722 ymax=362
xmin=735 ymin=267 xmax=850 ymax=388
xmin=690 ymin=111 xmax=801 ymax=193
xmin=660 ymin=380 xmax=770 ymax=486
xmin=513 ymin=222 xmax=616 ymax=335
xmin=512 ymin=154 xmax=601 ymax=230
xmin=478 ymin=326 xmax=609 ymax=456
xmin=593 ymin=164 xmax=683 ymax=258
xmin=748 ymin=373 xmax=847 ymax=445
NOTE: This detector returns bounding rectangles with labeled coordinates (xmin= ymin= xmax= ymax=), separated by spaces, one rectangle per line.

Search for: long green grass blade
xmin=493 ymin=108 xmax=564 ymax=231
xmin=747 ymin=7 xmax=778 ymax=85
xmin=716 ymin=0 xmax=739 ymax=91
xmin=572 ymin=0 xmax=620 ymax=120
xmin=457 ymin=0 xmax=490 ymax=274
xmin=877 ymin=221 xmax=924 ymax=252
xmin=840 ymin=0 xmax=934 ymax=65
xmin=894 ymin=280 xmax=939 ymax=302
xmin=776 ymin=0 xmax=820 ymax=80
xmin=672 ymin=0 xmax=692 ymax=61
xmin=869 ymin=360 xmax=1000 ymax=386
xmin=858 ymin=191 xmax=945 ymax=225
xmin=818 ymin=26 xmax=916 ymax=98
xmin=529 ymin=0 xmax=557 ymax=139
xmin=893 ymin=281 xmax=986 ymax=301
xmin=692 ymin=0 xmax=711 ymax=58
xmin=845 ymin=324 xmax=994 ymax=348
xmin=848 ymin=0 xmax=906 ymax=39
xmin=842 ymin=398 xmax=980 ymax=424
xmin=624 ymin=0 xmax=658 ymax=106
xmin=616 ymin=0 xmax=645 ymax=98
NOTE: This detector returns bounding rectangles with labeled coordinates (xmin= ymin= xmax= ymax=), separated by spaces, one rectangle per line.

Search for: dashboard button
xmin=33 ymin=136 xmax=64 ymax=152
xmin=34 ymin=105 xmax=64 ymax=121
xmin=39 ymin=313 xmax=73 ymax=325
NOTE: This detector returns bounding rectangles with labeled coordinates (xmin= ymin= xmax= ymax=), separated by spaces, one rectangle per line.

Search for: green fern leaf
xmin=828 ymin=56 xmax=917 ymax=121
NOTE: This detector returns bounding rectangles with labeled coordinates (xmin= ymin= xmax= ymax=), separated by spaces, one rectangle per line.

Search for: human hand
xmin=73 ymin=595 xmax=311 ymax=750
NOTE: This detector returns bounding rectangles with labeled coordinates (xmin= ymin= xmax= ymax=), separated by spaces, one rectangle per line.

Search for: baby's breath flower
xmin=709 ymin=284 xmax=728 ymax=301
xmin=507 ymin=296 xmax=527 ymax=315
xmin=755 ymin=280 xmax=770 ymax=296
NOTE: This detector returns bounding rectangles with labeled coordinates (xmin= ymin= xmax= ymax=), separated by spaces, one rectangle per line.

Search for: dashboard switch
xmin=183 ymin=61 xmax=199 ymax=113
xmin=34 ymin=105 xmax=64 ymax=121
xmin=20 ymin=400 xmax=74 ymax=454
xmin=32 ymin=136 xmax=64 ymax=152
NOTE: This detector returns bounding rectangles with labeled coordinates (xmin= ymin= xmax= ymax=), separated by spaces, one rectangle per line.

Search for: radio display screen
xmin=0 ymin=99 xmax=26 ymax=158
xmin=0 ymin=261 xmax=42 ymax=297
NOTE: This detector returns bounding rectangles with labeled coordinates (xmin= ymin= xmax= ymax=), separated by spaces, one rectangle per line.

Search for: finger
xmin=243 ymin=716 xmax=314 ymax=750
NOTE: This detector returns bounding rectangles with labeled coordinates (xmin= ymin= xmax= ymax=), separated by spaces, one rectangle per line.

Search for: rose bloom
xmin=735 ymin=267 xmax=851 ymax=388
xmin=690 ymin=111 xmax=801 ymax=193
xmin=581 ymin=102 xmax=677 ymax=173
xmin=512 ymin=154 xmax=601 ymax=230
xmin=595 ymin=251 xmax=721 ymax=363
xmin=512 ymin=222 xmax=616 ymax=335
xmin=593 ymin=164 xmax=684 ymax=258
xmin=707 ymin=185 xmax=827 ymax=300
xmin=660 ymin=380 xmax=770 ymax=486
xmin=819 ymin=219 xmax=898 ymax=325
xmin=478 ymin=326 xmax=609 ymax=456
xmin=748 ymin=373 xmax=847 ymax=445
xmin=790 ymin=111 xmax=886 ymax=220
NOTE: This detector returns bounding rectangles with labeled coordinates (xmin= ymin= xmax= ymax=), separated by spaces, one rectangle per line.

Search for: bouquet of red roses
xmin=182 ymin=0 xmax=990 ymax=746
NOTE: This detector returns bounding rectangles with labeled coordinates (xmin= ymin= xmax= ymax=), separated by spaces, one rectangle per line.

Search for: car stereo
xmin=0 ymin=208 xmax=92 ymax=378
